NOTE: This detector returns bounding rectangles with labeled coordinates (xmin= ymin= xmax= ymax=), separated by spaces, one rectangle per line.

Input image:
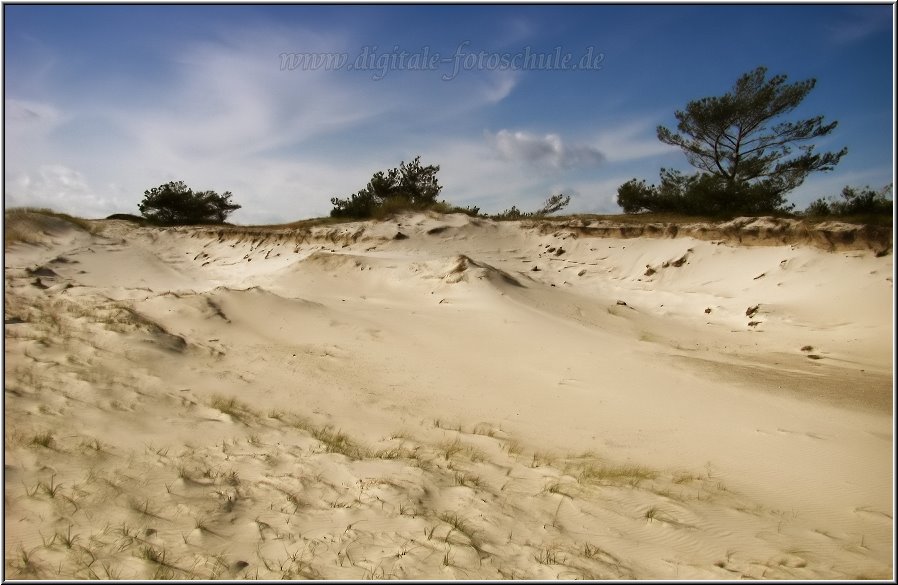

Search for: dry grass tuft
xmin=208 ymin=395 xmax=259 ymax=425
xmin=29 ymin=431 xmax=55 ymax=449
xmin=311 ymin=426 xmax=367 ymax=459
xmin=5 ymin=207 xmax=96 ymax=247
xmin=576 ymin=461 xmax=658 ymax=487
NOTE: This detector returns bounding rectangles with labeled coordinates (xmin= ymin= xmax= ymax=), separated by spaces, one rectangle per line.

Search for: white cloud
xmin=432 ymin=139 xmax=546 ymax=213
xmin=4 ymin=165 xmax=129 ymax=218
xmin=421 ymin=136 xmax=631 ymax=216
xmin=487 ymin=129 xmax=605 ymax=169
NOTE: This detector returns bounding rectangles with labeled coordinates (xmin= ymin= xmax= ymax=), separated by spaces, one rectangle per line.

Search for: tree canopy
xmin=138 ymin=181 xmax=241 ymax=225
xmin=619 ymin=66 xmax=847 ymax=215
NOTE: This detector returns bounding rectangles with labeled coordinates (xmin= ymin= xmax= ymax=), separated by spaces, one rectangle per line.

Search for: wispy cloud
xmin=119 ymin=27 xmax=388 ymax=161
xmin=487 ymin=129 xmax=605 ymax=169
xmin=826 ymin=8 xmax=891 ymax=44
xmin=494 ymin=16 xmax=537 ymax=47
xmin=592 ymin=118 xmax=679 ymax=163
xmin=4 ymin=99 xmax=65 ymax=146
xmin=479 ymin=70 xmax=520 ymax=104
xmin=4 ymin=18 xmax=532 ymax=222
xmin=4 ymin=6 xmax=891 ymax=221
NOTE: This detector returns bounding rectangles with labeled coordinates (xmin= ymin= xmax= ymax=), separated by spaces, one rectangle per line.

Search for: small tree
xmin=534 ymin=193 xmax=571 ymax=216
xmin=493 ymin=193 xmax=570 ymax=220
xmin=330 ymin=156 xmax=442 ymax=218
xmin=628 ymin=66 xmax=847 ymax=215
xmin=138 ymin=181 xmax=241 ymax=225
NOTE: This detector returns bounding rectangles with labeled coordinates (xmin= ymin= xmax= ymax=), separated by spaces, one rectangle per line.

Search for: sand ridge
xmin=3 ymin=212 xmax=893 ymax=579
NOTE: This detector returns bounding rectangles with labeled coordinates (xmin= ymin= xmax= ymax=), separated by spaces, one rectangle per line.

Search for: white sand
xmin=3 ymin=212 xmax=893 ymax=579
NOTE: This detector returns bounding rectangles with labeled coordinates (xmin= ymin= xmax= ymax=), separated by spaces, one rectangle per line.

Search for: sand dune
xmin=3 ymin=211 xmax=893 ymax=579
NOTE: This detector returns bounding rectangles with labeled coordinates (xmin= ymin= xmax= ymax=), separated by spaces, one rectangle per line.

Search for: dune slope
xmin=3 ymin=213 xmax=892 ymax=579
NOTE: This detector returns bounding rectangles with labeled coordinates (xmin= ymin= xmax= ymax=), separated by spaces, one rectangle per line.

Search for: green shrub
xmin=492 ymin=205 xmax=529 ymax=221
xmin=617 ymin=169 xmax=792 ymax=216
xmin=803 ymin=185 xmax=892 ymax=218
xmin=106 ymin=213 xmax=147 ymax=224
xmin=138 ymin=181 xmax=240 ymax=225
xmin=330 ymin=156 xmax=442 ymax=219
xmin=804 ymin=198 xmax=832 ymax=217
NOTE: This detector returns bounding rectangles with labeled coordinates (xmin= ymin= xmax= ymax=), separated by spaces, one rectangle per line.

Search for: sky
xmin=3 ymin=4 xmax=894 ymax=224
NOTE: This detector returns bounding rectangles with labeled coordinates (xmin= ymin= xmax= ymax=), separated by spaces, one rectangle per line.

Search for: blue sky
xmin=4 ymin=4 xmax=894 ymax=223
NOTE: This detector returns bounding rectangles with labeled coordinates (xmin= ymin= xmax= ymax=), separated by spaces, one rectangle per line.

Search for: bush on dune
xmin=330 ymin=156 xmax=577 ymax=222
xmin=330 ymin=156 xmax=480 ymax=219
xmin=138 ymin=181 xmax=241 ymax=226
xmin=804 ymin=184 xmax=893 ymax=219
xmin=106 ymin=213 xmax=147 ymax=224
